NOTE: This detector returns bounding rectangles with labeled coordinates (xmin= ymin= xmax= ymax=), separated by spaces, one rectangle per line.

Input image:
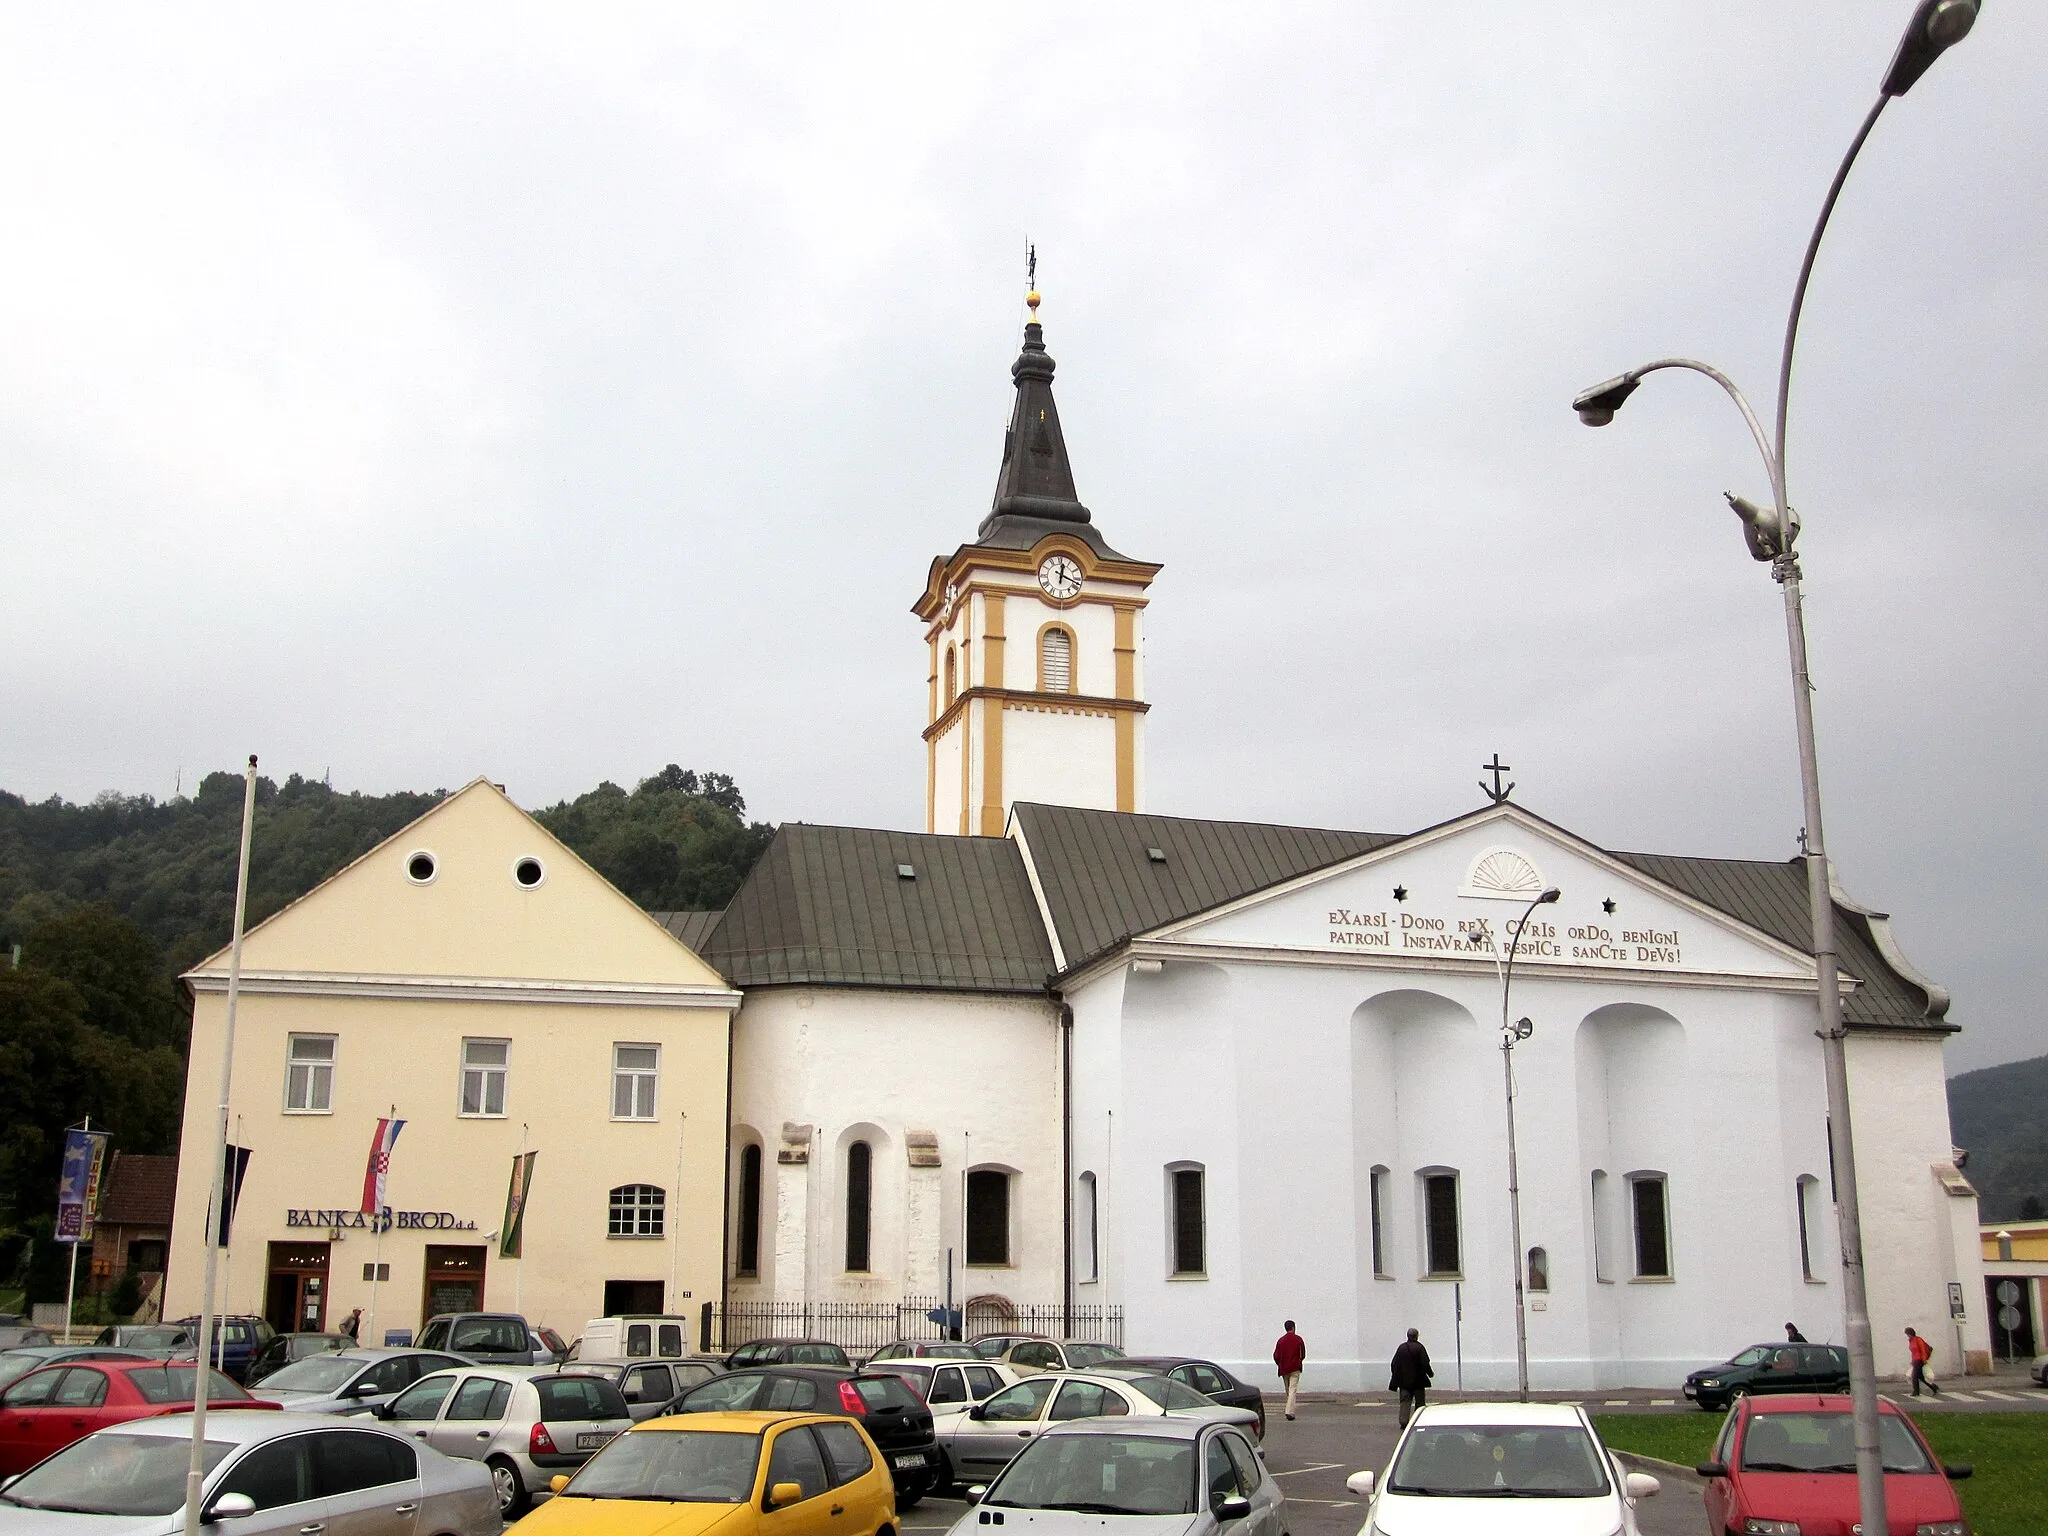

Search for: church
xmin=692 ymin=290 xmax=1992 ymax=1390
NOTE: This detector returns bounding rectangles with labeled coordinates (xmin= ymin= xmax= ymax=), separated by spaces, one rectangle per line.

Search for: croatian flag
xmin=360 ymin=1117 xmax=405 ymax=1215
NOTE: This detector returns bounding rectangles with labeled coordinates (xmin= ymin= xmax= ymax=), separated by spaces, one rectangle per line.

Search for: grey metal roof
xmin=701 ymin=823 xmax=1056 ymax=992
xmin=1015 ymin=802 xmax=1947 ymax=1032
xmin=651 ymin=910 xmax=723 ymax=954
xmin=1010 ymin=802 xmax=1401 ymax=968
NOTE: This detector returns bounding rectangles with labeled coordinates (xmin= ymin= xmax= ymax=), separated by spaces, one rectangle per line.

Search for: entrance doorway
xmin=1988 ymin=1276 xmax=2037 ymax=1361
xmin=422 ymin=1245 xmax=487 ymax=1322
xmin=265 ymin=1243 xmax=331 ymax=1335
xmin=604 ymin=1280 xmax=665 ymax=1315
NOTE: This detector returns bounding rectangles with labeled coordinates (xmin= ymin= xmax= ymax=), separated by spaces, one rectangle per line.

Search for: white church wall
xmin=1003 ymin=707 xmax=1118 ymax=813
xmin=727 ymin=987 xmax=1064 ymax=1312
xmin=1067 ymin=967 xmax=1129 ymax=1303
xmin=1846 ymin=1029 xmax=1991 ymax=1375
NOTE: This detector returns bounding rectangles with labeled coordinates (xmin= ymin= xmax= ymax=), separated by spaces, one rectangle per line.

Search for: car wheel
xmin=897 ymin=1484 xmax=925 ymax=1512
xmin=487 ymin=1456 xmax=530 ymax=1518
xmin=934 ymin=1450 xmax=957 ymax=1493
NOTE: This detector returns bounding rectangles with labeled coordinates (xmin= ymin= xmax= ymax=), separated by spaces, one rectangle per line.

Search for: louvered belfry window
xmin=1041 ymin=627 xmax=1073 ymax=692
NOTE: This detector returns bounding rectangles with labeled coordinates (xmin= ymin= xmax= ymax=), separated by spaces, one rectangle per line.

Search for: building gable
xmin=185 ymin=779 xmax=728 ymax=989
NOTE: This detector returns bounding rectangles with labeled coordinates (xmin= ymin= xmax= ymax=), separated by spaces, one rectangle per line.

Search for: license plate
xmin=892 ymin=1454 xmax=926 ymax=1470
xmin=577 ymin=1431 xmax=612 ymax=1450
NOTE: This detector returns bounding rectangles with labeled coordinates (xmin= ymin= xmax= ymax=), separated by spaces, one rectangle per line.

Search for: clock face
xmin=1038 ymin=554 xmax=1084 ymax=601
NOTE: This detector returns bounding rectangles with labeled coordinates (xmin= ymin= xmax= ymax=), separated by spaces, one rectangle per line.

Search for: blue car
xmin=170 ymin=1315 xmax=277 ymax=1382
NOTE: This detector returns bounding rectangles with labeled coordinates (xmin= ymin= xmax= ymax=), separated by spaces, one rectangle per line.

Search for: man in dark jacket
xmin=1273 ymin=1321 xmax=1306 ymax=1420
xmin=1389 ymin=1328 xmax=1432 ymax=1429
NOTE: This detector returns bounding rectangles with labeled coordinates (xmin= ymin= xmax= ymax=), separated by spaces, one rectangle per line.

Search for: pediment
xmin=1148 ymin=806 xmax=1813 ymax=982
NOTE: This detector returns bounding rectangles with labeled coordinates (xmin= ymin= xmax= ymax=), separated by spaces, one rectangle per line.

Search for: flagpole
xmin=184 ymin=756 xmax=258 ymax=1536
xmin=668 ymin=1112 xmax=686 ymax=1311
xmin=62 ymin=1116 xmax=91 ymax=1344
xmin=366 ymin=1104 xmax=395 ymax=1347
xmin=514 ymin=1125 xmax=527 ymax=1318
xmin=218 ymin=1114 xmax=241 ymax=1362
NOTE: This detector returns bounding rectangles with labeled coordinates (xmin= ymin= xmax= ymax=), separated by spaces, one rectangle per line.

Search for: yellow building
xmin=164 ymin=779 xmax=740 ymax=1346
xmin=1981 ymin=1218 xmax=2048 ymax=1363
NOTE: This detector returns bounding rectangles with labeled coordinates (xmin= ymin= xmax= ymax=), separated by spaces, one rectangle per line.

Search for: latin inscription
xmin=1324 ymin=908 xmax=1684 ymax=967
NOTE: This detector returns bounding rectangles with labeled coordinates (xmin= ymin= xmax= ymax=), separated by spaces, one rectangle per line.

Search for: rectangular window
xmin=1079 ymin=1172 xmax=1099 ymax=1282
xmin=612 ymin=1044 xmax=659 ymax=1120
xmin=1424 ymin=1172 xmax=1461 ymax=1276
xmin=1170 ymin=1168 xmax=1205 ymax=1276
xmin=286 ymin=1034 xmax=335 ymax=1112
xmin=1369 ymin=1166 xmax=1389 ymax=1277
xmin=609 ymin=1184 xmax=666 ymax=1238
xmin=966 ymin=1169 xmax=1010 ymax=1266
xmin=460 ymin=1039 xmax=508 ymax=1117
xmin=1795 ymin=1176 xmax=1818 ymax=1281
xmin=1591 ymin=1170 xmax=1611 ymax=1282
xmin=737 ymin=1145 xmax=762 ymax=1276
xmin=1632 ymin=1175 xmax=1671 ymax=1278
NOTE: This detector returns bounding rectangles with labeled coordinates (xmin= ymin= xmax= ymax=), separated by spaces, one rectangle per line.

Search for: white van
xmin=578 ymin=1314 xmax=695 ymax=1360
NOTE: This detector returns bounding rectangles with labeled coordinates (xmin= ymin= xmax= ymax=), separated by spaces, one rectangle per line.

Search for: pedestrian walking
xmin=341 ymin=1307 xmax=362 ymax=1342
xmin=1389 ymin=1328 xmax=1433 ymax=1429
xmin=1784 ymin=1323 xmax=1807 ymax=1344
xmin=1273 ymin=1320 xmax=1306 ymax=1420
xmin=1905 ymin=1326 xmax=1940 ymax=1397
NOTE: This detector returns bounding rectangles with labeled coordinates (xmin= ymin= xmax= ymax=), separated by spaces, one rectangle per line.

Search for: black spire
xmin=978 ymin=297 xmax=1093 ymax=538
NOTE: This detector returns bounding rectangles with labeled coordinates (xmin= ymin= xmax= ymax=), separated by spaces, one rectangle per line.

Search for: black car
xmin=723 ymin=1337 xmax=851 ymax=1369
xmin=660 ymin=1366 xmax=939 ymax=1506
xmin=1683 ymin=1342 xmax=1850 ymax=1411
xmin=1116 ymin=1356 xmax=1269 ymax=1437
xmin=170 ymin=1315 xmax=277 ymax=1382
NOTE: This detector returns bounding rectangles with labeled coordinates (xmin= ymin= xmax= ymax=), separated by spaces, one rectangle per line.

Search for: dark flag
xmin=217 ymin=1145 xmax=253 ymax=1247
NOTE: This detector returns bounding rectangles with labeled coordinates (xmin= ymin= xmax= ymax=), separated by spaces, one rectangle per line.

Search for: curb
xmin=1612 ymin=1449 xmax=1703 ymax=1486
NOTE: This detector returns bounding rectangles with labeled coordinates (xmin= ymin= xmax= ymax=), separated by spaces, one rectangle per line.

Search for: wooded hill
xmin=0 ymin=765 xmax=773 ymax=1237
xmin=1948 ymin=1052 xmax=2048 ymax=1223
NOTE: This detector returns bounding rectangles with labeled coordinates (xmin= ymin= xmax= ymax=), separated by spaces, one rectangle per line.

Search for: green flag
xmin=502 ymin=1150 xmax=537 ymax=1259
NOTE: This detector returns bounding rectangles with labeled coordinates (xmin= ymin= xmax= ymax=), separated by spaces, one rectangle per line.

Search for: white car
xmin=865 ymin=1357 xmax=1019 ymax=1414
xmin=1347 ymin=1402 xmax=1660 ymax=1535
xmin=939 ymin=1369 xmax=1260 ymax=1490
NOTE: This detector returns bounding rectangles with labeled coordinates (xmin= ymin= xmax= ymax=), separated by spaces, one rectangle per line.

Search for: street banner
xmin=359 ymin=1117 xmax=405 ymax=1216
xmin=501 ymin=1150 xmax=537 ymax=1260
xmin=216 ymin=1145 xmax=253 ymax=1247
xmin=55 ymin=1129 xmax=110 ymax=1244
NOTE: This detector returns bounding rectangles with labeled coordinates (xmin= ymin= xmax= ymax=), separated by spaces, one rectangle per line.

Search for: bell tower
xmin=914 ymin=291 xmax=1162 ymax=835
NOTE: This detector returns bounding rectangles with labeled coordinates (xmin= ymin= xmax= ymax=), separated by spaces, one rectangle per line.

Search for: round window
xmin=513 ymin=857 xmax=546 ymax=889
xmin=405 ymin=851 xmax=438 ymax=885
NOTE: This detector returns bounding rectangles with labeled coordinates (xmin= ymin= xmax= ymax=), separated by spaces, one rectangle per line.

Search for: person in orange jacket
xmin=1905 ymin=1326 xmax=1940 ymax=1397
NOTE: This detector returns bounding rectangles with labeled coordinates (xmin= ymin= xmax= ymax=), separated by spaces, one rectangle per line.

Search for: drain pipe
xmin=1051 ymin=987 xmax=1074 ymax=1335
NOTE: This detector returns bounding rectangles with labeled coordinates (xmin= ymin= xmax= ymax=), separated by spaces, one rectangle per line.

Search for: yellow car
xmin=522 ymin=1411 xmax=899 ymax=1536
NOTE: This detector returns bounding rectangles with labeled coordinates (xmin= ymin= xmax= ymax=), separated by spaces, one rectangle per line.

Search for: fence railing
xmin=705 ymin=1296 xmax=1123 ymax=1354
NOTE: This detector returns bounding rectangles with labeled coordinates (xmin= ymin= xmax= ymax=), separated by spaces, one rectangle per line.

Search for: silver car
xmin=938 ymin=1370 xmax=1261 ymax=1489
xmin=374 ymin=1366 xmax=632 ymax=1517
xmin=0 ymin=1408 xmax=496 ymax=1536
xmin=542 ymin=1360 xmax=726 ymax=1423
xmin=257 ymin=1351 xmax=474 ymax=1417
xmin=950 ymin=1417 xmax=1285 ymax=1536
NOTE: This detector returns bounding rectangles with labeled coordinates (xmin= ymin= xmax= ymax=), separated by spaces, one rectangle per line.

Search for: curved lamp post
xmin=1495 ymin=886 xmax=1560 ymax=1401
xmin=1571 ymin=4 xmax=1979 ymax=1528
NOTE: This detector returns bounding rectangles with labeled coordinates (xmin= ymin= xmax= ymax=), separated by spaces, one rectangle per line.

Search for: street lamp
xmin=1571 ymin=4 xmax=1979 ymax=1526
xmin=1497 ymin=886 xmax=1559 ymax=1402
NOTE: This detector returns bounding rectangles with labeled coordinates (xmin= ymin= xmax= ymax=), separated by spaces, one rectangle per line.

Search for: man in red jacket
xmin=1906 ymin=1326 xmax=1940 ymax=1397
xmin=1273 ymin=1320 xmax=1306 ymax=1420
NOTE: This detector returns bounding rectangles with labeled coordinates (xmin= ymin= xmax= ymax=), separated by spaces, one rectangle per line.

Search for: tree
xmin=536 ymin=765 xmax=774 ymax=912
xmin=22 ymin=905 xmax=183 ymax=1052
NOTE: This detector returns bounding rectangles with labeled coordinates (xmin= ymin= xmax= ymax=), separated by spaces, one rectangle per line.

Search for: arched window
xmin=1078 ymin=1172 xmax=1099 ymax=1282
xmin=1039 ymin=626 xmax=1074 ymax=693
xmin=1168 ymin=1164 xmax=1206 ymax=1277
xmin=966 ymin=1169 xmax=1011 ymax=1266
xmin=1421 ymin=1170 xmax=1461 ymax=1277
xmin=945 ymin=647 xmax=958 ymax=706
xmin=1527 ymin=1246 xmax=1549 ymax=1292
xmin=846 ymin=1141 xmax=872 ymax=1272
xmin=1630 ymin=1172 xmax=1672 ymax=1278
xmin=608 ymin=1183 xmax=665 ymax=1238
xmin=737 ymin=1145 xmax=762 ymax=1276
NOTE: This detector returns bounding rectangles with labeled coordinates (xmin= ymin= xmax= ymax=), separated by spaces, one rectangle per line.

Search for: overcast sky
xmin=4 ymin=4 xmax=2042 ymax=1073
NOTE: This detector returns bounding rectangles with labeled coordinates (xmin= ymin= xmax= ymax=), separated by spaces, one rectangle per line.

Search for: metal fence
xmin=706 ymin=1296 xmax=1123 ymax=1354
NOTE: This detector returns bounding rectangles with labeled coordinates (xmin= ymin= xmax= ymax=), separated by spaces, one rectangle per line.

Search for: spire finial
xmin=1025 ymin=241 xmax=1040 ymax=320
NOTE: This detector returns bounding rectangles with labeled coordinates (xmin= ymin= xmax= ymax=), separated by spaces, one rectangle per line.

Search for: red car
xmin=0 ymin=1358 xmax=280 ymax=1476
xmin=1697 ymin=1392 xmax=1971 ymax=1535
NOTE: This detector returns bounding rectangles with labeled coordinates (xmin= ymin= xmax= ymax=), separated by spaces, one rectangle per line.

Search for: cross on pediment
xmin=1481 ymin=754 xmax=1515 ymax=805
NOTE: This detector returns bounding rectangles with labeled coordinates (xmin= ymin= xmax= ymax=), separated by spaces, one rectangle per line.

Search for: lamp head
xmin=1537 ymin=887 xmax=1561 ymax=905
xmin=1572 ymin=373 xmax=1641 ymax=427
xmin=1882 ymin=0 xmax=1979 ymax=97
xmin=1725 ymin=492 xmax=1796 ymax=561
xmin=1512 ymin=1017 xmax=1535 ymax=1041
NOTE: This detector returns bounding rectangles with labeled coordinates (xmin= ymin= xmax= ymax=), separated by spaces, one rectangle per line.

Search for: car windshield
xmin=1727 ymin=1347 xmax=1770 ymax=1367
xmin=450 ymin=1319 xmax=528 ymax=1353
xmin=0 ymin=1354 xmax=52 ymax=1390
xmin=128 ymin=1365 xmax=250 ymax=1404
xmin=565 ymin=1429 xmax=763 ymax=1503
xmin=988 ymin=1432 xmax=1196 ymax=1515
xmin=1123 ymin=1376 xmax=1215 ymax=1412
xmin=879 ymin=1364 xmax=933 ymax=1393
xmin=124 ymin=1328 xmax=191 ymax=1349
xmin=1739 ymin=1413 xmax=1934 ymax=1474
xmin=261 ymin=1355 xmax=368 ymax=1393
xmin=921 ymin=1345 xmax=977 ymax=1360
xmin=0 ymin=1434 xmax=234 ymax=1516
xmin=1065 ymin=1344 xmax=1126 ymax=1367
xmin=1387 ymin=1423 xmax=1612 ymax=1498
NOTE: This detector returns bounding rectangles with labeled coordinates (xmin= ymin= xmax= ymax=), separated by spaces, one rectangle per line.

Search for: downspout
xmin=717 ymin=1010 xmax=735 ymax=1351
xmin=1052 ymin=987 xmax=1074 ymax=1336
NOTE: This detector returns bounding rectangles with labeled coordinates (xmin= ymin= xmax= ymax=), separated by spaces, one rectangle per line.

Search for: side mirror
xmin=342 ymin=1382 xmax=376 ymax=1398
xmin=1694 ymin=1462 xmax=1728 ymax=1480
xmin=768 ymin=1482 xmax=804 ymax=1509
xmin=1623 ymin=1472 xmax=1660 ymax=1499
xmin=371 ymin=1403 xmax=394 ymax=1420
xmin=203 ymin=1493 xmax=257 ymax=1523
xmin=550 ymin=1476 xmax=571 ymax=1494
xmin=1945 ymin=1463 xmax=1974 ymax=1481
xmin=968 ymin=1403 xmax=988 ymax=1421
xmin=1344 ymin=1471 xmax=1374 ymax=1498
xmin=1215 ymin=1495 xmax=1252 ymax=1522
xmin=965 ymin=1486 xmax=988 ymax=1505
